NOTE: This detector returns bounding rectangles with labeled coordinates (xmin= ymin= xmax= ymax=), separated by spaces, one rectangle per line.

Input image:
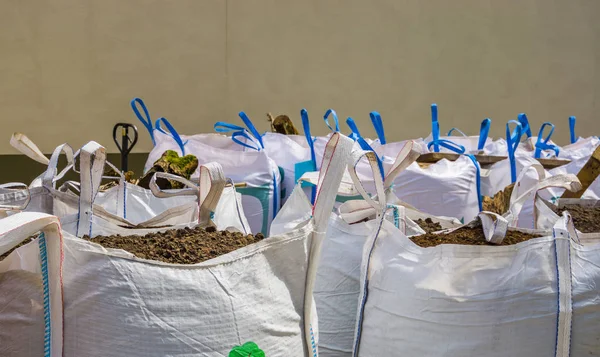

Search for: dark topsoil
xmin=414 ymin=218 xmax=443 ymax=233
xmin=86 ymin=226 xmax=265 ymax=264
xmin=553 ymin=204 xmax=600 ymax=233
xmin=410 ymin=222 xmax=542 ymax=247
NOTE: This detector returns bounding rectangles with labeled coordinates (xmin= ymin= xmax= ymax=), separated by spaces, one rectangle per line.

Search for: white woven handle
xmin=383 ymin=140 xmax=421 ymax=189
xmin=507 ymin=174 xmax=581 ymax=225
xmin=478 ymin=211 xmax=510 ymax=244
xmin=347 ymin=149 xmax=386 ymax=213
xmin=42 ymin=143 xmax=75 ymax=189
xmin=10 ymin=132 xmax=50 ymax=165
xmin=198 ymin=163 xmax=227 ymax=224
xmin=149 ymin=172 xmax=200 ymax=198
xmin=149 ymin=163 xmax=227 ymax=225
xmin=76 ymin=141 xmax=106 ymax=237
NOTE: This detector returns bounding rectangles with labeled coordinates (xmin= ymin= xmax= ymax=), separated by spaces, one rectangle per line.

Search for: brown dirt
xmin=410 ymin=223 xmax=542 ymax=247
xmin=553 ymin=204 xmax=600 ymax=233
xmin=482 ymin=183 xmax=515 ymax=215
xmin=415 ymin=218 xmax=443 ymax=233
xmin=85 ymin=226 xmax=265 ymax=264
xmin=0 ymin=236 xmax=37 ymax=261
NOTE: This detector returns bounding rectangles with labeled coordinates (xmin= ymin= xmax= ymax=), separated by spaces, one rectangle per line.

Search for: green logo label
xmin=229 ymin=341 xmax=265 ymax=357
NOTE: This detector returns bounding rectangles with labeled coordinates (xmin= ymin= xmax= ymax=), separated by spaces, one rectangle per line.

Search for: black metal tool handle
xmin=113 ymin=123 xmax=138 ymax=172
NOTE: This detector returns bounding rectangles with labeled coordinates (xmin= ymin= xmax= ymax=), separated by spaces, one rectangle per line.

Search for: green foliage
xmin=229 ymin=341 xmax=265 ymax=357
xmin=161 ymin=150 xmax=197 ymax=171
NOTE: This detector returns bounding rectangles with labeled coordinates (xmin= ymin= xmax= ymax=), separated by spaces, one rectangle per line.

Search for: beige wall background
xmin=1 ymin=0 xmax=598 ymax=155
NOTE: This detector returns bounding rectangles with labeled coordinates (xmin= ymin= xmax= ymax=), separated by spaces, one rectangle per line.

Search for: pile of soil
xmin=86 ymin=226 xmax=265 ymax=264
xmin=0 ymin=236 xmax=37 ymax=261
xmin=553 ymin=204 xmax=600 ymax=233
xmin=415 ymin=218 xmax=443 ymax=233
xmin=410 ymin=223 xmax=542 ymax=247
xmin=482 ymin=183 xmax=515 ymax=215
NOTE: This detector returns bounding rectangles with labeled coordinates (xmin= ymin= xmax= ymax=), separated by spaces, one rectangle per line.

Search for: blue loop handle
xmin=214 ymin=112 xmax=265 ymax=151
xmin=447 ymin=128 xmax=467 ymax=137
xmin=155 ymin=119 xmax=189 ymax=145
xmin=346 ymin=117 xmax=384 ymax=178
xmin=517 ymin=113 xmax=532 ymax=138
xmin=300 ymin=109 xmax=317 ymax=165
xmin=346 ymin=117 xmax=362 ymax=141
xmin=534 ymin=122 xmax=560 ymax=158
xmin=231 ymin=131 xmax=262 ymax=151
xmin=131 ymin=98 xmax=155 ymax=145
xmin=214 ymin=122 xmax=247 ymax=133
xmin=427 ymin=139 xmax=466 ymax=155
xmin=465 ymin=154 xmax=483 ymax=212
xmin=214 ymin=121 xmax=262 ymax=151
xmin=506 ymin=120 xmax=523 ymax=183
xmin=238 ymin=112 xmax=264 ymax=149
xmin=431 ymin=104 xmax=441 ymax=152
xmin=324 ymin=109 xmax=340 ymax=132
xmin=154 ymin=118 xmax=186 ymax=155
xmin=369 ymin=111 xmax=386 ymax=144
xmin=478 ymin=118 xmax=491 ymax=150
xmin=569 ymin=116 xmax=577 ymax=144
xmin=301 ymin=109 xmax=317 ymax=204
xmin=357 ymin=137 xmax=385 ymax=179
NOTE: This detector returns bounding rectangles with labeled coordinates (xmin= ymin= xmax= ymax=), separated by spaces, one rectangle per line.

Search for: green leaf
xmin=229 ymin=341 xmax=265 ymax=357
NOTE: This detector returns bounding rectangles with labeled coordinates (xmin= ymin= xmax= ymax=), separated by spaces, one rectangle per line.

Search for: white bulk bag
xmin=58 ymin=142 xmax=249 ymax=237
xmin=389 ymin=155 xmax=481 ymax=223
xmin=60 ymin=133 xmax=353 ymax=357
xmin=138 ymin=107 xmax=281 ymax=235
xmin=262 ymin=108 xmax=349 ymax=205
xmin=316 ymin=116 xmax=478 ymax=223
xmin=353 ymin=140 xmax=464 ymax=229
xmin=10 ymin=137 xmax=249 ymax=234
xmin=297 ymin=141 xmax=463 ymax=232
xmin=262 ymin=131 xmax=312 ymax=204
xmin=7 ymin=133 xmax=219 ymax=225
xmin=0 ymin=212 xmax=65 ymax=357
xmin=311 ymin=147 xmax=425 ymax=357
xmin=160 ymin=126 xmax=279 ymax=236
xmin=352 ymin=113 xmax=482 ymax=223
xmin=353 ymin=190 xmax=599 ymax=357
xmin=272 ymin=143 xmax=455 ymax=357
